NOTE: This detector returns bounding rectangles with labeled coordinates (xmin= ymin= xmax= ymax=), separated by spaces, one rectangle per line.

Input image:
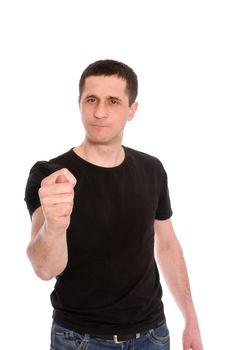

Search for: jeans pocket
xmin=148 ymin=323 xmax=170 ymax=346
xmin=51 ymin=322 xmax=88 ymax=350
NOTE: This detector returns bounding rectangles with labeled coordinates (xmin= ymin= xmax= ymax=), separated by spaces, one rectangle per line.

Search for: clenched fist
xmin=39 ymin=168 xmax=77 ymax=234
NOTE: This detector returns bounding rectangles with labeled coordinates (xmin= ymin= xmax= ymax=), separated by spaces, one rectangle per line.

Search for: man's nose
xmin=94 ymin=102 xmax=108 ymax=118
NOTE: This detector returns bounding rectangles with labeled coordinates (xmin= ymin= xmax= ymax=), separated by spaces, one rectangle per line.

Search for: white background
xmin=0 ymin=1 xmax=231 ymax=349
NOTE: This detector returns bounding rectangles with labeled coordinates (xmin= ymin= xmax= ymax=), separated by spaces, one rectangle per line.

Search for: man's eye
xmin=87 ymin=97 xmax=96 ymax=103
xmin=110 ymin=99 xmax=118 ymax=104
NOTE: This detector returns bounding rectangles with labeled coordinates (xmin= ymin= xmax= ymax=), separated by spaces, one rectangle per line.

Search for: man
xmin=25 ymin=59 xmax=203 ymax=349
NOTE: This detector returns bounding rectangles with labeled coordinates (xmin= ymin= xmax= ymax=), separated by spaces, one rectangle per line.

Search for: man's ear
xmin=128 ymin=101 xmax=138 ymax=121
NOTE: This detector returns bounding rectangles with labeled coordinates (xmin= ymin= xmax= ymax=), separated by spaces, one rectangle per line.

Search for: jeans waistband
xmin=85 ymin=321 xmax=166 ymax=344
xmin=87 ymin=330 xmax=149 ymax=344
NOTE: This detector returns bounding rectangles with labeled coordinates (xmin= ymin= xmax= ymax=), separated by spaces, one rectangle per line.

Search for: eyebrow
xmin=85 ymin=94 xmax=97 ymax=100
xmin=108 ymin=96 xmax=122 ymax=102
xmin=84 ymin=95 xmax=122 ymax=102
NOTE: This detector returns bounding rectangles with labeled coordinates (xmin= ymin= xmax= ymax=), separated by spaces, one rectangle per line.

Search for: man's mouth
xmin=91 ymin=124 xmax=108 ymax=128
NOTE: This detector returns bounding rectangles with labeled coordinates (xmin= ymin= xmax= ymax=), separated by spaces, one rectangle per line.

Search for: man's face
xmin=79 ymin=75 xmax=137 ymax=145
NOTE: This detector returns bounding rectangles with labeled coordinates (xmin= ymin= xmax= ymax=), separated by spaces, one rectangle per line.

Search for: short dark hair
xmin=79 ymin=59 xmax=138 ymax=106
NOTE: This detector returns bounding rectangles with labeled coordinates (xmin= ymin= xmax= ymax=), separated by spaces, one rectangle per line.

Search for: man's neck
xmin=74 ymin=140 xmax=125 ymax=168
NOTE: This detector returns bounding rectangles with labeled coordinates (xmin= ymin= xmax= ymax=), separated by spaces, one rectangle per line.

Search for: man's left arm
xmin=154 ymin=218 xmax=203 ymax=350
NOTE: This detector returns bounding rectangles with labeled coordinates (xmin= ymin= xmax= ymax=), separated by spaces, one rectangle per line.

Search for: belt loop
xmin=113 ymin=335 xmax=123 ymax=344
xmin=113 ymin=333 xmax=141 ymax=343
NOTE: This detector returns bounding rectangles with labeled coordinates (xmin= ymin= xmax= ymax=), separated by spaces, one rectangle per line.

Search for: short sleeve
xmin=24 ymin=161 xmax=58 ymax=218
xmin=155 ymin=165 xmax=173 ymax=220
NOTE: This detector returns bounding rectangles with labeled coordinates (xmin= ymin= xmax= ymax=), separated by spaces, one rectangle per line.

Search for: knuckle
xmin=40 ymin=178 xmax=46 ymax=186
xmin=68 ymin=183 xmax=74 ymax=192
xmin=61 ymin=168 xmax=69 ymax=176
xmin=41 ymin=174 xmax=50 ymax=185
xmin=63 ymin=183 xmax=74 ymax=193
xmin=61 ymin=218 xmax=70 ymax=230
xmin=64 ymin=203 xmax=72 ymax=214
xmin=38 ymin=186 xmax=45 ymax=198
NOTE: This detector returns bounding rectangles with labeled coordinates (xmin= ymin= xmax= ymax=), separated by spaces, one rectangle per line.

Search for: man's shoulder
xmin=49 ymin=148 xmax=74 ymax=166
xmin=124 ymin=146 xmax=163 ymax=168
xmin=29 ymin=148 xmax=74 ymax=175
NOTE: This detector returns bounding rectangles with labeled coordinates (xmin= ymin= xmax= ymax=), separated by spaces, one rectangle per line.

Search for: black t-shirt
xmin=25 ymin=146 xmax=172 ymax=335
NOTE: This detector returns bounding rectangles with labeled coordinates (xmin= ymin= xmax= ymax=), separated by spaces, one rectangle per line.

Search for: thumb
xmin=55 ymin=174 xmax=69 ymax=184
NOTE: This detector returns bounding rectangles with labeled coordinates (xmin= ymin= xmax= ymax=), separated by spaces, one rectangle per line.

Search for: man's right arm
xmin=26 ymin=168 xmax=77 ymax=281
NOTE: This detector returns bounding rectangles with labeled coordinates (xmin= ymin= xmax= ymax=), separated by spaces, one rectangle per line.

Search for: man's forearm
xmin=155 ymin=237 xmax=198 ymax=324
xmin=155 ymin=219 xmax=203 ymax=349
xmin=27 ymin=224 xmax=68 ymax=281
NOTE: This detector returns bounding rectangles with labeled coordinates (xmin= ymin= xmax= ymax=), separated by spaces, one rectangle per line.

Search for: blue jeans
xmin=50 ymin=321 xmax=170 ymax=350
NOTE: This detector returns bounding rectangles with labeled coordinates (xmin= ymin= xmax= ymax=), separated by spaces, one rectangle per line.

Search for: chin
xmin=87 ymin=136 xmax=111 ymax=145
xmin=86 ymin=130 xmax=122 ymax=146
xmin=88 ymin=136 xmax=121 ymax=146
